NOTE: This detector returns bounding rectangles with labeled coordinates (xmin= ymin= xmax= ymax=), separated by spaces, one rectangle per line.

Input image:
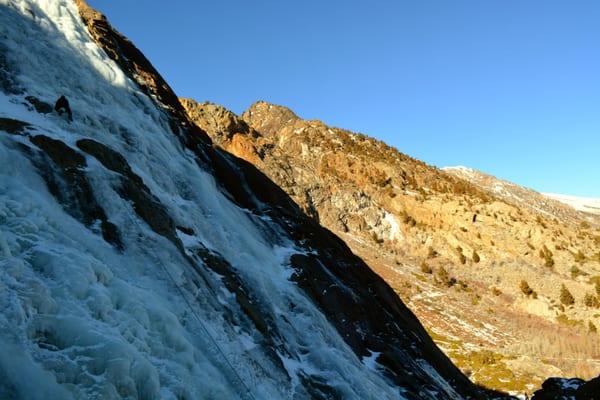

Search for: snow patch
xmin=361 ymin=349 xmax=381 ymax=371
xmin=544 ymin=193 xmax=600 ymax=215
xmin=383 ymin=211 xmax=403 ymax=241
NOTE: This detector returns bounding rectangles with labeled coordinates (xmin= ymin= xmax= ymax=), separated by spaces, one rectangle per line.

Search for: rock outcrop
xmin=531 ymin=376 xmax=600 ymax=399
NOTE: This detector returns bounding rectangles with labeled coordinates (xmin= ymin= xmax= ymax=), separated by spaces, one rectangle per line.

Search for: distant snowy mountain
xmin=0 ymin=1 xmax=497 ymax=399
xmin=543 ymin=193 xmax=600 ymax=216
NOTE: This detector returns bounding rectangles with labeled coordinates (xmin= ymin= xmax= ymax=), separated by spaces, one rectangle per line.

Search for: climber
xmin=54 ymin=95 xmax=73 ymax=122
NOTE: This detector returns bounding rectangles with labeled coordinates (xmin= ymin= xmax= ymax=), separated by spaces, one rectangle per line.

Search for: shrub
xmin=469 ymin=350 xmax=500 ymax=366
xmin=400 ymin=211 xmax=417 ymax=227
xmin=584 ymin=293 xmax=600 ymax=308
xmin=574 ymin=250 xmax=586 ymax=263
xmin=560 ymin=284 xmax=575 ymax=306
xmin=540 ymin=245 xmax=555 ymax=269
xmin=589 ymin=321 xmax=597 ymax=333
xmin=571 ymin=265 xmax=587 ymax=279
xmin=371 ymin=232 xmax=384 ymax=244
xmin=472 ymin=250 xmax=480 ymax=263
xmin=427 ymin=246 xmax=438 ymax=259
xmin=520 ymin=280 xmax=533 ymax=296
xmin=590 ymin=276 xmax=600 ymax=286
xmin=556 ymin=313 xmax=579 ymax=326
xmin=436 ymin=266 xmax=449 ymax=283
xmin=581 ymin=221 xmax=591 ymax=230
xmin=491 ymin=287 xmax=502 ymax=296
xmin=536 ymin=215 xmax=547 ymax=228
xmin=454 ymin=246 xmax=467 ymax=264
xmin=420 ymin=261 xmax=432 ymax=274
xmin=436 ymin=267 xmax=456 ymax=287
xmin=540 ymin=245 xmax=553 ymax=257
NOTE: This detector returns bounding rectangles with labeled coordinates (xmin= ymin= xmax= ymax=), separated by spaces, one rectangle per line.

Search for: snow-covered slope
xmin=443 ymin=166 xmax=596 ymax=225
xmin=0 ymin=1 xmax=494 ymax=399
xmin=543 ymin=193 xmax=600 ymax=216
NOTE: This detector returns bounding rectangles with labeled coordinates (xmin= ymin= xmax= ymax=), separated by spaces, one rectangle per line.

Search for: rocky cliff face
xmin=182 ymin=99 xmax=600 ymax=396
xmin=0 ymin=0 xmax=501 ymax=398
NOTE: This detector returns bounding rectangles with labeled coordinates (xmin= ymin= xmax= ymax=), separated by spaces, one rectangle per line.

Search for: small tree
xmin=472 ymin=250 xmax=480 ymax=263
xmin=589 ymin=321 xmax=597 ymax=333
xmin=560 ymin=284 xmax=575 ymax=306
xmin=540 ymin=245 xmax=555 ymax=269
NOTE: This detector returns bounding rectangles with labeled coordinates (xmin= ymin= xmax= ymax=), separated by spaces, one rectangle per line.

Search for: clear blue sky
xmin=89 ymin=1 xmax=599 ymax=197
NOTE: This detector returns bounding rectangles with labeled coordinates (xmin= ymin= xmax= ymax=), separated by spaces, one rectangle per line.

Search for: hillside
xmin=0 ymin=1 xmax=503 ymax=399
xmin=182 ymin=99 xmax=600 ymax=396
xmin=444 ymin=166 xmax=600 ymax=226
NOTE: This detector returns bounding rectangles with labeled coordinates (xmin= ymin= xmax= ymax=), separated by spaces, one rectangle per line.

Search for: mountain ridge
xmin=0 ymin=0 xmax=502 ymax=398
xmin=182 ymin=97 xmax=600 ymax=396
xmin=443 ymin=166 xmax=600 ymax=226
